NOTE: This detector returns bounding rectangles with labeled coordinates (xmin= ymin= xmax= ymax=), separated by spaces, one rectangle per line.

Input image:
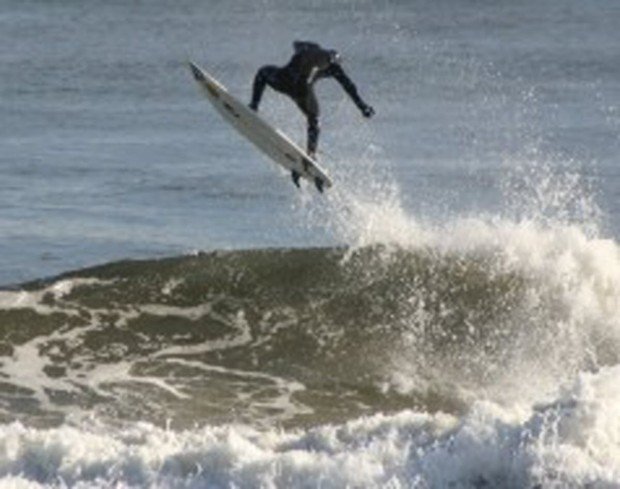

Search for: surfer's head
xmin=293 ymin=40 xmax=321 ymax=53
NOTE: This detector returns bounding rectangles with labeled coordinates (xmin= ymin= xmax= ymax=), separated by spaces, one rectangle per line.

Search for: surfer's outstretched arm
xmin=250 ymin=65 xmax=279 ymax=110
xmin=328 ymin=64 xmax=375 ymax=118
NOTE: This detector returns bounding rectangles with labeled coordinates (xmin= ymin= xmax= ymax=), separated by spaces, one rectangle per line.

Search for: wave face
xmin=2 ymin=224 xmax=619 ymax=427
xmin=1 ymin=229 xmax=620 ymax=486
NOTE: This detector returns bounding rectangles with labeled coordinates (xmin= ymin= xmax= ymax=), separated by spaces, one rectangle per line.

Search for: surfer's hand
xmin=361 ymin=104 xmax=375 ymax=118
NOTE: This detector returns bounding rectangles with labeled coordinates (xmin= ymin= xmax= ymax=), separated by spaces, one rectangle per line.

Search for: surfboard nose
xmin=188 ymin=62 xmax=205 ymax=82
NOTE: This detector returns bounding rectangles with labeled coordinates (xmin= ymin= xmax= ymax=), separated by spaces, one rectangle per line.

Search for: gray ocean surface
xmin=2 ymin=0 xmax=618 ymax=285
xmin=1 ymin=1 xmax=619 ymax=487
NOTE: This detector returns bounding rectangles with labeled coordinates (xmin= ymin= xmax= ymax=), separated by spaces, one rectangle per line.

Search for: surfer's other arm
xmin=326 ymin=64 xmax=375 ymax=118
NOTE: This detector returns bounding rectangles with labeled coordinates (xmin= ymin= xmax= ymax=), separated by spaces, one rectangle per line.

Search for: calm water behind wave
xmin=1 ymin=0 xmax=619 ymax=284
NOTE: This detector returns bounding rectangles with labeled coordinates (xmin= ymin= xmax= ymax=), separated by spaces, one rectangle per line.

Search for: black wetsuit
xmin=250 ymin=41 xmax=374 ymax=157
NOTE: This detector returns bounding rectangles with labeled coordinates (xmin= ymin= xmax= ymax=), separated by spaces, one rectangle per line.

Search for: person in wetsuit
xmin=249 ymin=41 xmax=375 ymax=189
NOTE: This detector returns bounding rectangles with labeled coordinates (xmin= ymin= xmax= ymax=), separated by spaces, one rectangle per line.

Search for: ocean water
xmin=1 ymin=0 xmax=619 ymax=487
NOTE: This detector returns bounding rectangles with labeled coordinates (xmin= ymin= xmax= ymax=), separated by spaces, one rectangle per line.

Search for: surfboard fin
xmin=314 ymin=177 xmax=324 ymax=193
xmin=291 ymin=170 xmax=301 ymax=189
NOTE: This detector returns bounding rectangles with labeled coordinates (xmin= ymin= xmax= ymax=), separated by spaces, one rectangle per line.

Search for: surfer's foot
xmin=314 ymin=177 xmax=324 ymax=193
xmin=291 ymin=170 xmax=301 ymax=189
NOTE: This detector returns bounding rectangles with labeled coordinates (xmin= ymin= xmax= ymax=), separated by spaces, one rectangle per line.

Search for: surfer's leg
xmin=303 ymin=92 xmax=326 ymax=193
xmin=296 ymin=90 xmax=320 ymax=156
xmin=289 ymin=94 xmax=321 ymax=191
xmin=307 ymin=115 xmax=320 ymax=156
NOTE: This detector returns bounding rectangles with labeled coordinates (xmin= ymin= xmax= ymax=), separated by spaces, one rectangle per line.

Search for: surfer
xmin=249 ymin=41 xmax=375 ymax=188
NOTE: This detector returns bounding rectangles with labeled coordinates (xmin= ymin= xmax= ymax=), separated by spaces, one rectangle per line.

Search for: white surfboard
xmin=188 ymin=61 xmax=332 ymax=191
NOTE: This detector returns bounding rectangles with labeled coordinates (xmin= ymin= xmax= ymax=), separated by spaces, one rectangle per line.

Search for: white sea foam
xmin=0 ymin=278 xmax=254 ymax=419
xmin=0 ymin=278 xmax=110 ymax=315
xmin=0 ymin=365 xmax=617 ymax=488
xmin=294 ymin=149 xmax=620 ymax=433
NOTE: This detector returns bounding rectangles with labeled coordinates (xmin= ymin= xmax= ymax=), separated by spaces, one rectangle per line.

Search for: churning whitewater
xmin=1 ymin=211 xmax=619 ymax=486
